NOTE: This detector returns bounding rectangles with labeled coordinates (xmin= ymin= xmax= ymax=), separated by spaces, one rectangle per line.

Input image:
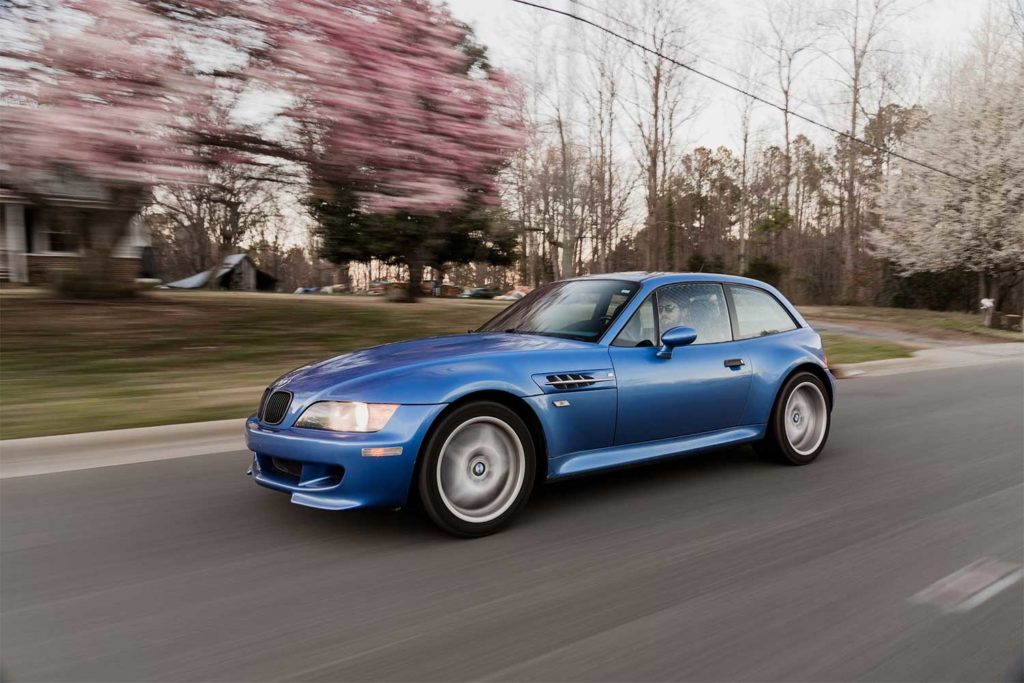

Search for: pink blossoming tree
xmin=0 ymin=0 xmax=519 ymax=294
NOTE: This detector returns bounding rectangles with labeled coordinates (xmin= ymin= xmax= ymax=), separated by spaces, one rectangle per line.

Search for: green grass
xmin=0 ymin=292 xmax=1014 ymax=439
xmin=820 ymin=333 xmax=914 ymax=365
xmin=0 ymin=291 xmax=507 ymax=439
xmin=800 ymin=305 xmax=1022 ymax=342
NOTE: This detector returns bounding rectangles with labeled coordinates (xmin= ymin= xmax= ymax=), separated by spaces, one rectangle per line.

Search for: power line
xmin=507 ymin=0 xmax=982 ymax=188
xmin=565 ymin=0 xmax=986 ymax=178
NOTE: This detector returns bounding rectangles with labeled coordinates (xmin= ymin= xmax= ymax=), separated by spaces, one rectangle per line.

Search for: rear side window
xmin=729 ymin=286 xmax=798 ymax=339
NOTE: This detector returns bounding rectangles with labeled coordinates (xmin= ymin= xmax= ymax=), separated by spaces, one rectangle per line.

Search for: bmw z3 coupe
xmin=246 ymin=273 xmax=835 ymax=536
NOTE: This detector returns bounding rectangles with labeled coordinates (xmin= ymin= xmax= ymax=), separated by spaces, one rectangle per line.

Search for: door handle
xmin=724 ymin=358 xmax=745 ymax=368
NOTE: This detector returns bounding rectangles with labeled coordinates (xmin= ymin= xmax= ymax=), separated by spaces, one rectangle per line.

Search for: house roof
xmin=164 ymin=254 xmax=253 ymax=289
xmin=164 ymin=270 xmax=214 ymax=289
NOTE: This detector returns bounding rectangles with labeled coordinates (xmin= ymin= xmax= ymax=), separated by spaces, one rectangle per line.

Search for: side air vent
xmin=262 ymin=390 xmax=292 ymax=425
xmin=545 ymin=373 xmax=611 ymax=390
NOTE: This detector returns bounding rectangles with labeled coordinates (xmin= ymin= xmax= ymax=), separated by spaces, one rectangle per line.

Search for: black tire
xmin=756 ymin=371 xmax=831 ymax=465
xmin=417 ymin=401 xmax=536 ymax=537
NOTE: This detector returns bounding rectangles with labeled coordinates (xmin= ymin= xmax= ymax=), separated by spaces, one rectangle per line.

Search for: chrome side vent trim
xmin=544 ymin=373 xmax=614 ymax=390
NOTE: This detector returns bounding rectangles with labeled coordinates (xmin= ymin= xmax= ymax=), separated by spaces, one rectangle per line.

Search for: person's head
xmin=658 ymin=298 xmax=685 ymax=330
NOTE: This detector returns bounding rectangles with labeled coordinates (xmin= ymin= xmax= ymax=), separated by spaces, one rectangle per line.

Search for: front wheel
xmin=417 ymin=402 xmax=536 ymax=537
xmin=756 ymin=371 xmax=831 ymax=465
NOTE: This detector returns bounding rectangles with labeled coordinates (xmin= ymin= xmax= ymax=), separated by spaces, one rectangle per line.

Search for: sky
xmin=444 ymin=0 xmax=991 ymax=151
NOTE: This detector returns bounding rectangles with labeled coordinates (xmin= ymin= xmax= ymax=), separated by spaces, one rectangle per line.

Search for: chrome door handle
xmin=724 ymin=358 xmax=745 ymax=368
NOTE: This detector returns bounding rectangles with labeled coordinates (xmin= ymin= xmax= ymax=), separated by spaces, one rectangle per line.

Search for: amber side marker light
xmin=362 ymin=447 xmax=403 ymax=457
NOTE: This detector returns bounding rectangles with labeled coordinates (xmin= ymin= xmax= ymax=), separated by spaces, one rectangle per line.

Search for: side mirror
xmin=657 ymin=326 xmax=697 ymax=358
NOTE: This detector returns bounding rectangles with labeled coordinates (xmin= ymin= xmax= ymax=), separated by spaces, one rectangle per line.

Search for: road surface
xmin=2 ymin=362 xmax=1022 ymax=681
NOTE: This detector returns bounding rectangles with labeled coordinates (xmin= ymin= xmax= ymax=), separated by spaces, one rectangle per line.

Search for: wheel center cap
xmin=792 ymin=412 xmax=801 ymax=424
xmin=472 ymin=461 xmax=486 ymax=477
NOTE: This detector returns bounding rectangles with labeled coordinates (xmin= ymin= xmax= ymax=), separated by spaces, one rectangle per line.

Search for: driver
xmin=658 ymin=298 xmax=687 ymax=332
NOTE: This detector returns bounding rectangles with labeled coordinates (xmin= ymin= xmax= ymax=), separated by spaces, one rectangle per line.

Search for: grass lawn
xmin=820 ymin=333 xmax=913 ymax=365
xmin=0 ymin=291 xmax=507 ymax=439
xmin=0 ymin=291 xmax=1008 ymax=439
xmin=801 ymin=305 xmax=1022 ymax=342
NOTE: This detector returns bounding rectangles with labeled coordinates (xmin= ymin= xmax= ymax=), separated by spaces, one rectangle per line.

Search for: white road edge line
xmin=949 ymin=568 xmax=1024 ymax=613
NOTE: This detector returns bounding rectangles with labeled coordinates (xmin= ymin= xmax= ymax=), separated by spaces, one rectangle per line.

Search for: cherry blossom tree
xmin=246 ymin=0 xmax=520 ymax=214
xmin=1 ymin=0 xmax=520 ymax=293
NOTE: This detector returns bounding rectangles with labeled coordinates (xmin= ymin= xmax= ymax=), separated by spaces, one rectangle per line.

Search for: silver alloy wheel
xmin=436 ymin=416 xmax=526 ymax=524
xmin=783 ymin=381 xmax=828 ymax=456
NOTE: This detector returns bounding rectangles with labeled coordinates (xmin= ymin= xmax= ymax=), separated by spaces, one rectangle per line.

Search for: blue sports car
xmin=246 ymin=272 xmax=835 ymax=536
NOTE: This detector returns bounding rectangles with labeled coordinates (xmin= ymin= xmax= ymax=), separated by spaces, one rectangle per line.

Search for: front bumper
xmin=245 ymin=404 xmax=446 ymax=510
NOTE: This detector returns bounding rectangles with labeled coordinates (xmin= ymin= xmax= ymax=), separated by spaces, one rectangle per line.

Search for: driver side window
xmin=611 ymin=295 xmax=658 ymax=347
xmin=656 ymin=283 xmax=733 ymax=345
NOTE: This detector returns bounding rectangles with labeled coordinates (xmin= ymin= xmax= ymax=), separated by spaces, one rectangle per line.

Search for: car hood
xmin=268 ymin=333 xmax=600 ymax=399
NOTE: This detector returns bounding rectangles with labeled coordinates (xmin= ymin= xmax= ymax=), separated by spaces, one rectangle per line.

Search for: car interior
xmin=614 ymin=283 xmax=732 ymax=347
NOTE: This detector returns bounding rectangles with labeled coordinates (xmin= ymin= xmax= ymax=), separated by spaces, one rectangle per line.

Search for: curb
xmin=830 ymin=342 xmax=1023 ymax=379
xmin=0 ymin=418 xmax=246 ymax=479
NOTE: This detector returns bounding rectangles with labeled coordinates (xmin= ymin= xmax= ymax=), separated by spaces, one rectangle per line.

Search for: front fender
xmin=323 ymin=347 xmax=620 ymax=464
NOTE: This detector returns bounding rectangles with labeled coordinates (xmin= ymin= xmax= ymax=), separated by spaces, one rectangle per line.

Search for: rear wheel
xmin=417 ymin=401 xmax=535 ymax=537
xmin=757 ymin=371 xmax=831 ymax=465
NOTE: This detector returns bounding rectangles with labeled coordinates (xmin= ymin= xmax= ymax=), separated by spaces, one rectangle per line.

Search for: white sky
xmin=445 ymin=0 xmax=990 ymax=151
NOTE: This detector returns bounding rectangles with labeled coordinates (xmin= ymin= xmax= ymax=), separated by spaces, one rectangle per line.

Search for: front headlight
xmin=294 ymin=402 xmax=398 ymax=433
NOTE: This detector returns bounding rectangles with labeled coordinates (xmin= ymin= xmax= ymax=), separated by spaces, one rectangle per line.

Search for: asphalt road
xmin=2 ymin=362 xmax=1022 ymax=682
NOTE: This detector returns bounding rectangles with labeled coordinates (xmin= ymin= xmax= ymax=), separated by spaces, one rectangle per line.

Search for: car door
xmin=608 ymin=282 xmax=752 ymax=445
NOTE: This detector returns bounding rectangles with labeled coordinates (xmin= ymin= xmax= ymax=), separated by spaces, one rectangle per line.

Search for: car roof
xmin=568 ymin=271 xmax=773 ymax=288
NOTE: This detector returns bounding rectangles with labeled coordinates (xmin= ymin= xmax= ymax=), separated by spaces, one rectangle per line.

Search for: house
xmin=0 ymin=186 xmax=151 ymax=285
xmin=163 ymin=253 xmax=277 ymax=292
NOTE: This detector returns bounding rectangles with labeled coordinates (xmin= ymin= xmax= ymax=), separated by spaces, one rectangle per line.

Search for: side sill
xmin=548 ymin=424 xmax=766 ymax=479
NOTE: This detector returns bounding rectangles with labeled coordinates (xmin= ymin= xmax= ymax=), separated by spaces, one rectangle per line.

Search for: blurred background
xmin=0 ymin=0 xmax=1020 ymax=437
xmin=0 ymin=0 xmax=1022 ymax=681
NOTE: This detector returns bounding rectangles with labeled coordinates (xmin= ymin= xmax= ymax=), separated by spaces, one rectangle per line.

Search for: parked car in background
xmin=246 ymin=273 xmax=835 ymax=536
xmin=458 ymin=286 xmax=503 ymax=299
xmin=494 ymin=290 xmax=526 ymax=301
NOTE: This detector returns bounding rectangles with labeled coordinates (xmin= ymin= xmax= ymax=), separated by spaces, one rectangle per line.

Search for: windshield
xmin=477 ymin=279 xmax=640 ymax=342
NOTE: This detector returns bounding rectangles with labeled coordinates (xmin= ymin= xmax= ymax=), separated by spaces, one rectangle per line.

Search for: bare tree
xmin=759 ymin=0 xmax=822 ymax=212
xmin=821 ymin=0 xmax=908 ymax=302
xmin=578 ymin=3 xmax=637 ymax=275
xmin=621 ymin=0 xmax=702 ymax=271
xmin=732 ymin=23 xmax=764 ymax=275
xmin=149 ymin=165 xmax=282 ymax=281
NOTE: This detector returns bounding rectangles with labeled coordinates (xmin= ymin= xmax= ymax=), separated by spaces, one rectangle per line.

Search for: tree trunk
xmin=56 ymin=204 xmax=139 ymax=298
xmin=337 ymin=261 xmax=351 ymax=291
xmin=739 ymin=126 xmax=750 ymax=275
xmin=432 ymin=266 xmax=446 ymax=296
xmin=395 ymin=258 xmax=423 ymax=303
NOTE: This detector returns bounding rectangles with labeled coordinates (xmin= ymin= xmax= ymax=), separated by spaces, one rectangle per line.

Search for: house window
xmin=45 ymin=210 xmax=85 ymax=254
xmin=48 ymin=229 xmax=81 ymax=253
